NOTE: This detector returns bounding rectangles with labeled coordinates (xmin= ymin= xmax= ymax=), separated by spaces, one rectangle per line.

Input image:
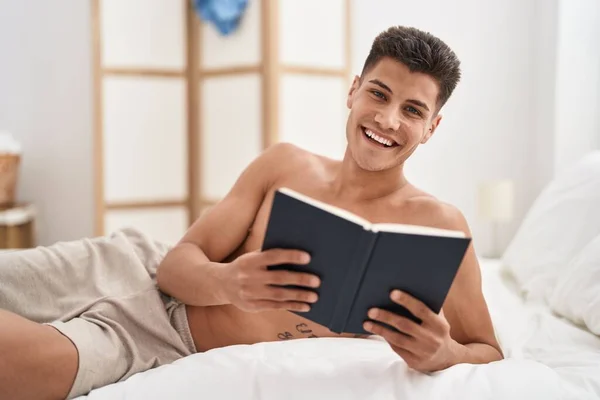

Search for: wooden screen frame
xmin=92 ymin=0 xmax=351 ymax=236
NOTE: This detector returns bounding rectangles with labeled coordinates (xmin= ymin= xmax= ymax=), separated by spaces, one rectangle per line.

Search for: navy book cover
xmin=262 ymin=188 xmax=471 ymax=335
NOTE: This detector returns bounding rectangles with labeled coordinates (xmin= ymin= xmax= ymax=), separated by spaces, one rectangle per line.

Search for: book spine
xmin=329 ymin=231 xmax=379 ymax=333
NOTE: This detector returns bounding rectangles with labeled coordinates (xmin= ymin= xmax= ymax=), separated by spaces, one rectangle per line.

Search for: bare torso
xmin=185 ymin=150 xmax=440 ymax=352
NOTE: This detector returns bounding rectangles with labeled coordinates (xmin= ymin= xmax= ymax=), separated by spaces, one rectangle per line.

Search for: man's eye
xmin=371 ymin=90 xmax=386 ymax=100
xmin=406 ymin=106 xmax=421 ymax=116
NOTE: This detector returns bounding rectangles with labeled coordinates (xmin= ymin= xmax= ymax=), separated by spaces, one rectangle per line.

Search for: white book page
xmin=372 ymin=223 xmax=466 ymax=238
xmin=278 ymin=187 xmax=371 ymax=228
xmin=278 ymin=188 xmax=465 ymax=238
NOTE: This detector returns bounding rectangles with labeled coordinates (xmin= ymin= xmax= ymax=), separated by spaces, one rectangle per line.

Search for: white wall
xmin=531 ymin=0 xmax=559 ymax=197
xmin=554 ymin=0 xmax=600 ymax=173
xmin=0 ymin=0 xmax=94 ymax=245
xmin=352 ymin=0 xmax=540 ymax=255
xmin=530 ymin=0 xmax=600 ymax=196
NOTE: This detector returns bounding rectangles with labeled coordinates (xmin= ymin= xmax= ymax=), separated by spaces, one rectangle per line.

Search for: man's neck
xmin=331 ymin=149 xmax=409 ymax=202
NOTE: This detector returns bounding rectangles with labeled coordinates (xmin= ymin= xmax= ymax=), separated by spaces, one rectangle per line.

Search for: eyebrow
xmin=406 ymin=99 xmax=430 ymax=113
xmin=368 ymin=79 xmax=431 ymax=113
xmin=369 ymin=79 xmax=393 ymax=94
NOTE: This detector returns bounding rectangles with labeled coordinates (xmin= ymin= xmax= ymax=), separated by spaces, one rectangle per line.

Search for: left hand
xmin=363 ymin=290 xmax=459 ymax=373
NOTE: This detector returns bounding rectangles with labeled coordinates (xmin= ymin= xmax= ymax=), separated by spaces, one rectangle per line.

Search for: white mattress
xmin=77 ymin=259 xmax=600 ymax=400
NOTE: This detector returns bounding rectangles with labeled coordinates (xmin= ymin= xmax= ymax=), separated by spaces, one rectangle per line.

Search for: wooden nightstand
xmin=0 ymin=203 xmax=35 ymax=249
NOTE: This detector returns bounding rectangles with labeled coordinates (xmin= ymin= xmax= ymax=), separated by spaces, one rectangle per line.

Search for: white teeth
xmin=365 ymin=129 xmax=393 ymax=147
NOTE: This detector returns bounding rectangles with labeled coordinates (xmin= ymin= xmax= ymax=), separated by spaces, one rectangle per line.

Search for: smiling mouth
xmin=361 ymin=126 xmax=399 ymax=149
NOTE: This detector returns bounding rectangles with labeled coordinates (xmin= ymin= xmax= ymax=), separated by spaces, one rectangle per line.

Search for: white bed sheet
xmin=480 ymin=259 xmax=600 ymax=399
xmin=77 ymin=259 xmax=600 ymax=400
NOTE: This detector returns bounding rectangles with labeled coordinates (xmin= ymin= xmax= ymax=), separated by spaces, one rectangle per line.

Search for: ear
xmin=346 ymin=75 xmax=361 ymax=109
xmin=421 ymin=114 xmax=442 ymax=144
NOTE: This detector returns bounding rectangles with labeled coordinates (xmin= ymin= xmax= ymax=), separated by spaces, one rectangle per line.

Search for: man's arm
xmin=156 ymin=143 xmax=309 ymax=307
xmin=364 ymin=202 xmax=503 ymax=371
xmin=439 ymin=205 xmax=504 ymax=365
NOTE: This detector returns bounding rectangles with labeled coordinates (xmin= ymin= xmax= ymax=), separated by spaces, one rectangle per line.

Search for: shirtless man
xmin=160 ymin=25 xmax=503 ymax=367
xmin=0 ymin=26 xmax=502 ymax=400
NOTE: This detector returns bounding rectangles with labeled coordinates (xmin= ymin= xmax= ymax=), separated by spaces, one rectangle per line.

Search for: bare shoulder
xmin=261 ymin=142 xmax=317 ymax=173
xmin=404 ymin=194 xmax=470 ymax=235
xmin=262 ymin=141 xmax=307 ymax=161
xmin=258 ymin=142 xmax=304 ymax=170
xmin=244 ymin=142 xmax=314 ymax=189
xmin=260 ymin=142 xmax=334 ymax=186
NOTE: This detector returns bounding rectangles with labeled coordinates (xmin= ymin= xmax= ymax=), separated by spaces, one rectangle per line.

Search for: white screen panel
xmin=201 ymin=74 xmax=262 ymax=199
xmin=200 ymin=0 xmax=261 ymax=69
xmin=101 ymin=0 xmax=185 ymax=69
xmin=280 ymin=75 xmax=347 ymax=160
xmin=103 ymin=76 xmax=187 ymax=202
xmin=279 ymin=0 xmax=345 ymax=69
xmin=105 ymin=207 xmax=188 ymax=245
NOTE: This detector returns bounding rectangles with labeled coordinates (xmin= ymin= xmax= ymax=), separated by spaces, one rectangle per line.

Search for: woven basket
xmin=0 ymin=154 xmax=20 ymax=208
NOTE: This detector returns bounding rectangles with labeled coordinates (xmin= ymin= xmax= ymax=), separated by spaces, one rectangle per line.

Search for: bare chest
xmin=191 ymin=182 xmax=438 ymax=351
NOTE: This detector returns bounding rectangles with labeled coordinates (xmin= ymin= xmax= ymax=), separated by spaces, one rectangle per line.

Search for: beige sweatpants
xmin=0 ymin=228 xmax=196 ymax=398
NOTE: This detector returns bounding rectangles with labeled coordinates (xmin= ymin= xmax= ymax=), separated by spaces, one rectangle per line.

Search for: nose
xmin=374 ymin=106 xmax=401 ymax=132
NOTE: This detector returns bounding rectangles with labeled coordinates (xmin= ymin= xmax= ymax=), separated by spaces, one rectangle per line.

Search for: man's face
xmin=345 ymin=57 xmax=442 ymax=172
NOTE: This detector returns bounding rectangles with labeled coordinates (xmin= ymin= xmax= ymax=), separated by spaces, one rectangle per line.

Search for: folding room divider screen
xmin=92 ymin=0 xmax=351 ymax=244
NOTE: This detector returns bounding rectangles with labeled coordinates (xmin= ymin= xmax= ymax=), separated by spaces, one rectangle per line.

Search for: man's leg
xmin=0 ymin=309 xmax=78 ymax=400
xmin=0 ymin=229 xmax=189 ymax=398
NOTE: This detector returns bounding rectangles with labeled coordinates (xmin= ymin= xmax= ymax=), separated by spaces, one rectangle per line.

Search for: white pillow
xmin=502 ymin=151 xmax=600 ymax=302
xmin=549 ymin=234 xmax=600 ymax=335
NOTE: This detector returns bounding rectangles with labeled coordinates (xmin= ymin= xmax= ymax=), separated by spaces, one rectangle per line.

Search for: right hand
xmin=218 ymin=249 xmax=321 ymax=313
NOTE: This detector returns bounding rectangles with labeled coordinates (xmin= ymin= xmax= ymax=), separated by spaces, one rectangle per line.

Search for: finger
xmin=260 ymin=287 xmax=319 ymax=304
xmin=367 ymin=308 xmax=425 ymax=338
xmin=251 ymin=249 xmax=311 ymax=268
xmin=263 ymin=270 xmax=321 ymax=288
xmin=363 ymin=321 xmax=415 ymax=349
xmin=393 ymin=346 xmax=419 ymax=367
xmin=390 ymin=290 xmax=436 ymax=324
xmin=253 ymin=300 xmax=311 ymax=312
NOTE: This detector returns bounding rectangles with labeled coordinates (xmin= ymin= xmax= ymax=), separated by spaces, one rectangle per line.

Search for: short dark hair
xmin=361 ymin=26 xmax=461 ymax=112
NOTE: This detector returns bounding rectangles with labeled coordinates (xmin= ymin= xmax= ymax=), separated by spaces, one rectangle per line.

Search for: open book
xmin=262 ymin=188 xmax=471 ymax=334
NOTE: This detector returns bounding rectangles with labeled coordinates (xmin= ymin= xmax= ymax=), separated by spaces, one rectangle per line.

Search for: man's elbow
xmin=491 ymin=344 xmax=504 ymax=361
xmin=155 ymin=251 xmax=170 ymax=293
xmin=155 ymin=245 xmax=183 ymax=294
xmin=466 ymin=341 xmax=505 ymax=364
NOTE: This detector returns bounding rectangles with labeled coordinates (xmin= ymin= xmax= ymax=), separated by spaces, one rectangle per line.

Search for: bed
xmin=72 ymin=151 xmax=600 ymax=400
xmin=73 ymin=258 xmax=598 ymax=400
